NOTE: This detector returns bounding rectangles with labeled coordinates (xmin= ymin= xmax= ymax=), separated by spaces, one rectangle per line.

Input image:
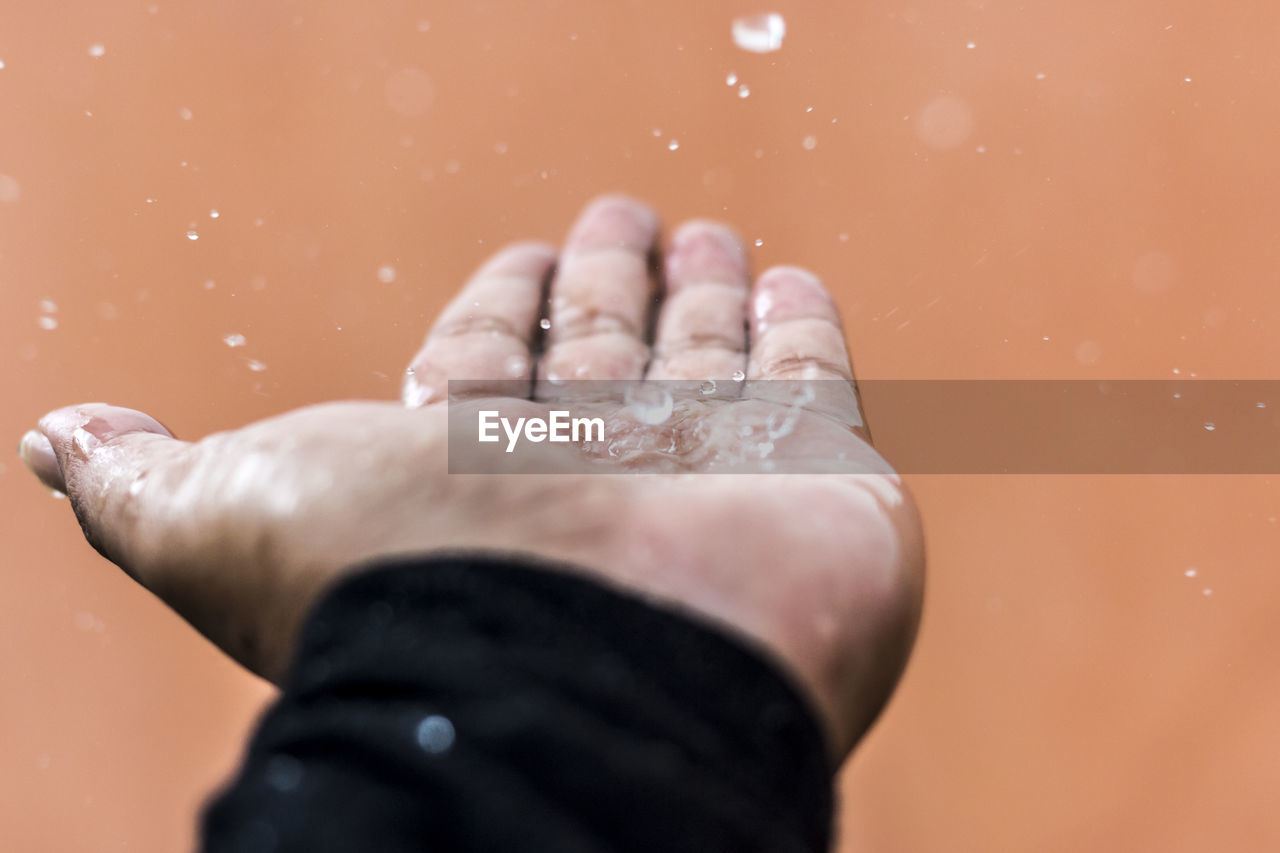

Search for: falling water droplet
xmin=1184 ymin=568 xmax=1198 ymax=577
xmin=1203 ymin=422 xmax=1216 ymax=431
xmin=223 ymin=333 xmax=246 ymax=348
xmin=731 ymin=12 xmax=786 ymax=53
xmin=802 ymin=135 xmax=817 ymax=150
xmin=209 ymin=209 xmax=219 ymax=218
xmin=539 ymin=317 xmax=552 ymax=330
xmin=179 ymin=107 xmax=193 ymax=120
xmin=668 ymin=139 xmax=680 ymax=151
xmin=737 ymin=84 xmax=750 ymax=99
xmin=88 ymin=44 xmax=106 ymax=58
xmin=37 ymin=316 xmax=58 ymax=330
xmin=754 ymin=238 xmax=763 ymax=247
xmin=186 ymin=229 xmax=199 ymax=241
xmin=247 ymin=359 xmax=267 ymax=372
xmin=416 ymin=715 xmax=456 ymax=755
xmin=726 ymin=71 xmax=738 ymax=85
xmin=377 ymin=264 xmax=397 ymax=283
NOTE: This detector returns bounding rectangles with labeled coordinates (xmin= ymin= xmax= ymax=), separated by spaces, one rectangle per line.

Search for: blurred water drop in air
xmin=732 ymin=13 xmax=786 ymax=53
xmin=916 ymin=97 xmax=975 ymax=150
xmin=377 ymin=265 xmax=397 ymax=283
xmin=386 ymin=67 xmax=436 ymax=116
xmin=625 ymin=384 xmax=674 ymax=425
xmin=0 ymin=174 xmax=20 ymax=202
xmin=416 ymin=715 xmax=456 ymax=755
xmin=223 ymin=333 xmax=246 ymax=348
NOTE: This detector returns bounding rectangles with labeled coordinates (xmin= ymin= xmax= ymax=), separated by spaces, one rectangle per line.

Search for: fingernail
xmin=673 ymin=221 xmax=745 ymax=259
xmin=19 ymin=429 xmax=65 ymax=493
xmin=38 ymin=404 xmax=172 ymax=448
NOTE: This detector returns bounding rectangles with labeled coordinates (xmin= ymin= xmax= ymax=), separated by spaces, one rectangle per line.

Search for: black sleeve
xmin=198 ymin=552 xmax=834 ymax=852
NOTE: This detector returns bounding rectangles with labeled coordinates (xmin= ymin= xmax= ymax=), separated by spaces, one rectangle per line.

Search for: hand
xmin=18 ymin=195 xmax=924 ymax=761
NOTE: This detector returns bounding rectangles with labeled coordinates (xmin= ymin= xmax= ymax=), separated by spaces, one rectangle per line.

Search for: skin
xmin=18 ymin=195 xmax=924 ymax=765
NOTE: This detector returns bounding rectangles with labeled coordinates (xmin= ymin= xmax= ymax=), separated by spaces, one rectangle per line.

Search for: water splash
xmin=625 ymin=384 xmax=674 ymax=425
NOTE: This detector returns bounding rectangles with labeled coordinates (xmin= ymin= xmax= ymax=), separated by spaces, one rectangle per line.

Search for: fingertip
xmin=18 ymin=429 xmax=64 ymax=493
xmin=569 ymin=194 xmax=660 ymax=250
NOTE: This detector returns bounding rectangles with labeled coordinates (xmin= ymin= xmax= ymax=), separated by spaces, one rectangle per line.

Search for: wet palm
xmin=20 ymin=195 xmax=923 ymax=762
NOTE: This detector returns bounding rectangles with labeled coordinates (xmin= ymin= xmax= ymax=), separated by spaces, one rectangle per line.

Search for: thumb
xmin=22 ymin=403 xmax=182 ymax=565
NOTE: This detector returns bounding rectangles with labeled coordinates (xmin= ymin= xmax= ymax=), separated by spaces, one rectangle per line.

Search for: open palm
xmin=21 ymin=196 xmax=923 ymax=761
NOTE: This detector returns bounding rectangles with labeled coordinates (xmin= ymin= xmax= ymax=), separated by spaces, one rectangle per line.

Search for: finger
xmin=746 ymin=266 xmax=864 ymax=428
xmin=403 ymin=242 xmax=557 ymax=407
xmin=535 ymin=195 xmax=658 ymax=397
xmin=32 ymin=403 xmax=187 ymax=570
xmin=19 ymin=429 xmax=64 ymax=493
xmin=646 ymin=220 xmax=750 ymax=381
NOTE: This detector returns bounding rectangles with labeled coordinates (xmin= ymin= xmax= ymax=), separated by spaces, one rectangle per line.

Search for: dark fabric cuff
xmin=201 ymin=551 xmax=833 ymax=852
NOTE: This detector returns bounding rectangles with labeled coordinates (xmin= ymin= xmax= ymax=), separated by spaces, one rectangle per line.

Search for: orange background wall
xmin=2 ymin=1 xmax=1277 ymax=850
